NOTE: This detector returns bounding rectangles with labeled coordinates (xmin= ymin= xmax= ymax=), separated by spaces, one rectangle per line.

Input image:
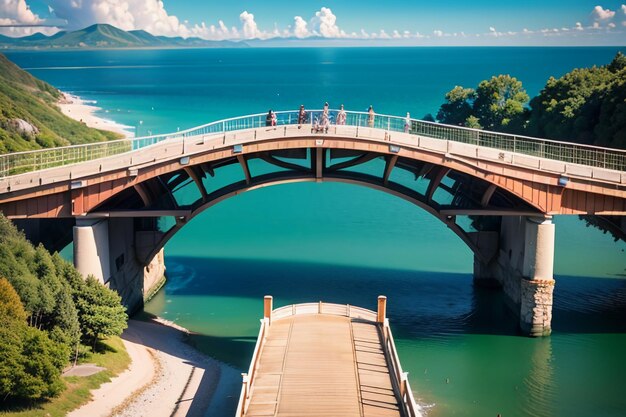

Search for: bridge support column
xmin=474 ymin=216 xmax=555 ymax=336
xmin=73 ymin=217 xmax=166 ymax=313
xmin=519 ymin=217 xmax=555 ymax=337
xmin=73 ymin=218 xmax=110 ymax=284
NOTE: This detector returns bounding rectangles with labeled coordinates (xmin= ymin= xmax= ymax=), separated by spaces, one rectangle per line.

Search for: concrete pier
xmin=72 ymin=217 xmax=165 ymax=312
xmin=474 ymin=216 xmax=555 ymax=336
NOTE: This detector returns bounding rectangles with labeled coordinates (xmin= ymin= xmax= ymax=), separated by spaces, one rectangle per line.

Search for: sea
xmin=5 ymin=47 xmax=626 ymax=417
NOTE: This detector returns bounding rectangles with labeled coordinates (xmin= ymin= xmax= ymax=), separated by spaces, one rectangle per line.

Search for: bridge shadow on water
xmin=139 ymin=256 xmax=626 ymax=416
xmin=155 ymin=256 xmax=626 ymax=342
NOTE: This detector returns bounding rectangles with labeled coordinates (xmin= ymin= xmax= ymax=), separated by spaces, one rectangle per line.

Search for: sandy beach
xmin=57 ymin=92 xmax=134 ymax=137
xmin=68 ymin=318 xmax=241 ymax=417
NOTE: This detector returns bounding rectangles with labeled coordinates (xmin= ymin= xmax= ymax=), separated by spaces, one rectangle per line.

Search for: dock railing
xmin=235 ymin=295 xmax=419 ymax=417
xmin=378 ymin=296 xmax=420 ymax=417
xmin=1 ymin=109 xmax=624 ymax=178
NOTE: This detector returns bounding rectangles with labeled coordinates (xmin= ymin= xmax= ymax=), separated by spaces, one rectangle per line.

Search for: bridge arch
xmin=88 ymin=142 xmax=540 ymax=266
xmin=2 ymin=110 xmax=624 ymax=337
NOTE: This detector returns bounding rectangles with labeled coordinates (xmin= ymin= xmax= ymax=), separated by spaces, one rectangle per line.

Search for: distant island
xmin=0 ymin=23 xmax=248 ymax=50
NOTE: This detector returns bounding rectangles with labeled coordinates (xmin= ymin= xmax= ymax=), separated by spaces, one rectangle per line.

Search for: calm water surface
xmin=7 ymin=47 xmax=626 ymax=417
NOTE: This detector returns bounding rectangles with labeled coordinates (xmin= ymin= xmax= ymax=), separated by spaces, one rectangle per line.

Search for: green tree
xmin=0 ymin=277 xmax=27 ymax=321
xmin=76 ymin=276 xmax=127 ymax=349
xmin=436 ymin=86 xmax=476 ymax=126
xmin=473 ymin=75 xmax=529 ymax=131
xmin=465 ymin=115 xmax=482 ymax=129
xmin=0 ymin=278 xmax=65 ymax=402
xmin=525 ymin=52 xmax=626 ymax=148
xmin=594 ymin=58 xmax=626 ymax=148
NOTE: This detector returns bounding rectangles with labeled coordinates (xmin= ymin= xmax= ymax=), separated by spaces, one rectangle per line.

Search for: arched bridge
xmin=1 ymin=109 xmax=625 ymax=336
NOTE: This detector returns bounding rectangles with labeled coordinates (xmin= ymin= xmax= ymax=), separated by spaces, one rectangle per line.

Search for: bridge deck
xmin=245 ymin=314 xmax=402 ymax=417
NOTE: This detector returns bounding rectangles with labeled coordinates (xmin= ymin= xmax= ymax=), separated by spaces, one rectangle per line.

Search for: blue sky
xmin=2 ymin=1 xmax=626 ymax=45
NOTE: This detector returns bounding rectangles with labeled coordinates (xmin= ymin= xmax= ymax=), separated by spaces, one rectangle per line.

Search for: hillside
xmin=0 ymin=24 xmax=247 ymax=50
xmin=0 ymin=53 xmax=120 ymax=153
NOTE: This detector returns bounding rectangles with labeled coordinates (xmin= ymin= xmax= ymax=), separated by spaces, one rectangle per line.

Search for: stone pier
xmin=474 ymin=216 xmax=555 ymax=336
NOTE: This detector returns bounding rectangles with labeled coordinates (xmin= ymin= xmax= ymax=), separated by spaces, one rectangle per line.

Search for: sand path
xmin=69 ymin=319 xmax=240 ymax=417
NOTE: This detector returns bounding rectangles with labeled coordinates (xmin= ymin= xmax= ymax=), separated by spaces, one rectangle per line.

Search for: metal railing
xmin=1 ymin=109 xmax=624 ymax=178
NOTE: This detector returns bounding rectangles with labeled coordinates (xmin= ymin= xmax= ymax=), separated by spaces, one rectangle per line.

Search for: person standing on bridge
xmin=297 ymin=104 xmax=307 ymax=128
xmin=266 ymin=109 xmax=273 ymax=127
xmin=404 ymin=112 xmax=411 ymax=133
xmin=271 ymin=110 xmax=277 ymax=127
xmin=368 ymin=105 xmax=375 ymax=128
xmin=321 ymin=102 xmax=330 ymax=133
xmin=336 ymin=104 xmax=346 ymax=125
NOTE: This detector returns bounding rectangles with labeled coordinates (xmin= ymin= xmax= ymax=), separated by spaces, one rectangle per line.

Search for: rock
xmin=7 ymin=118 xmax=39 ymax=136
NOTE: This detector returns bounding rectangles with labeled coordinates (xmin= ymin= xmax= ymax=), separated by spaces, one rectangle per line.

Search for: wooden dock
xmin=236 ymin=297 xmax=419 ymax=417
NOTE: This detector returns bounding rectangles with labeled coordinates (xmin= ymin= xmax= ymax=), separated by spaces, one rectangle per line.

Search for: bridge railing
xmin=1 ymin=109 xmax=624 ymax=178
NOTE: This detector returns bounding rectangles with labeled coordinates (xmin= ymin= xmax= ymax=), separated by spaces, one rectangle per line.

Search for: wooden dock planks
xmin=244 ymin=314 xmax=402 ymax=417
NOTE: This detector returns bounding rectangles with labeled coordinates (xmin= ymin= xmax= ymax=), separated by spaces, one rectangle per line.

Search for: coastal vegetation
xmin=0 ymin=214 xmax=128 ymax=407
xmin=0 ymin=53 xmax=120 ymax=154
xmin=437 ymin=52 xmax=626 ymax=149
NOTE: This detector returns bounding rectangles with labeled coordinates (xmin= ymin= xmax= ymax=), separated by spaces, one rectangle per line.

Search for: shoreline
xmin=68 ymin=317 xmax=241 ymax=417
xmin=57 ymin=92 xmax=135 ymax=138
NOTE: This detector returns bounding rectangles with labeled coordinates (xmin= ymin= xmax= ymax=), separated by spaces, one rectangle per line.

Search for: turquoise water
xmin=6 ymin=47 xmax=626 ymax=417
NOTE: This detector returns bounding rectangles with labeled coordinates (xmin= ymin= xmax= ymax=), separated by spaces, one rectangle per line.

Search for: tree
xmin=0 ymin=278 xmax=65 ymax=402
xmin=436 ymin=86 xmax=476 ymax=126
xmin=75 ymin=276 xmax=127 ymax=349
xmin=0 ymin=277 xmax=27 ymax=321
xmin=525 ymin=52 xmax=626 ymax=148
xmin=473 ymin=75 xmax=529 ymax=131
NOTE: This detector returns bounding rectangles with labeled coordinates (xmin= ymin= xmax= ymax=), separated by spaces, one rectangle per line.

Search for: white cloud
xmin=310 ymin=7 xmax=343 ymax=38
xmin=591 ymin=5 xmax=616 ymax=20
xmin=0 ymin=0 xmax=57 ymax=36
xmin=575 ymin=21 xmax=584 ymax=30
xmin=608 ymin=22 xmax=616 ymax=28
xmin=0 ymin=0 xmax=41 ymax=24
xmin=293 ymin=15 xmax=309 ymax=38
xmin=47 ymin=0 xmax=191 ymax=37
xmin=239 ymin=11 xmax=264 ymax=39
xmin=392 ymin=30 xmax=401 ymax=38
xmin=433 ymin=29 xmax=443 ymax=37
xmin=43 ymin=1 xmax=274 ymax=40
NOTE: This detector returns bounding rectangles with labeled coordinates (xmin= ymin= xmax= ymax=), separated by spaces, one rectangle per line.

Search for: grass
xmin=0 ymin=336 xmax=131 ymax=417
xmin=0 ymin=53 xmax=123 ymax=155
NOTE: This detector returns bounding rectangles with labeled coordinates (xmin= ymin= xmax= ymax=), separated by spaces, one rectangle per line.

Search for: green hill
xmin=0 ymin=23 xmax=247 ymax=50
xmin=0 ymin=53 xmax=120 ymax=153
xmin=51 ymin=24 xmax=150 ymax=48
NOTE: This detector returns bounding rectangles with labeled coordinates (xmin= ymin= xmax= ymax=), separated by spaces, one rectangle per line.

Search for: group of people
xmin=265 ymin=104 xmax=412 ymax=134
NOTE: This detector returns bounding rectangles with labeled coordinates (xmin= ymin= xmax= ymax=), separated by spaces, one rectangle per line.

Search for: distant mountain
xmin=0 ymin=24 xmax=248 ymax=49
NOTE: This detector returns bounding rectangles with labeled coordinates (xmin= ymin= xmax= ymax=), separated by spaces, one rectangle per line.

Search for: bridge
xmin=0 ymin=109 xmax=624 ymax=336
xmin=236 ymin=296 xmax=419 ymax=417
